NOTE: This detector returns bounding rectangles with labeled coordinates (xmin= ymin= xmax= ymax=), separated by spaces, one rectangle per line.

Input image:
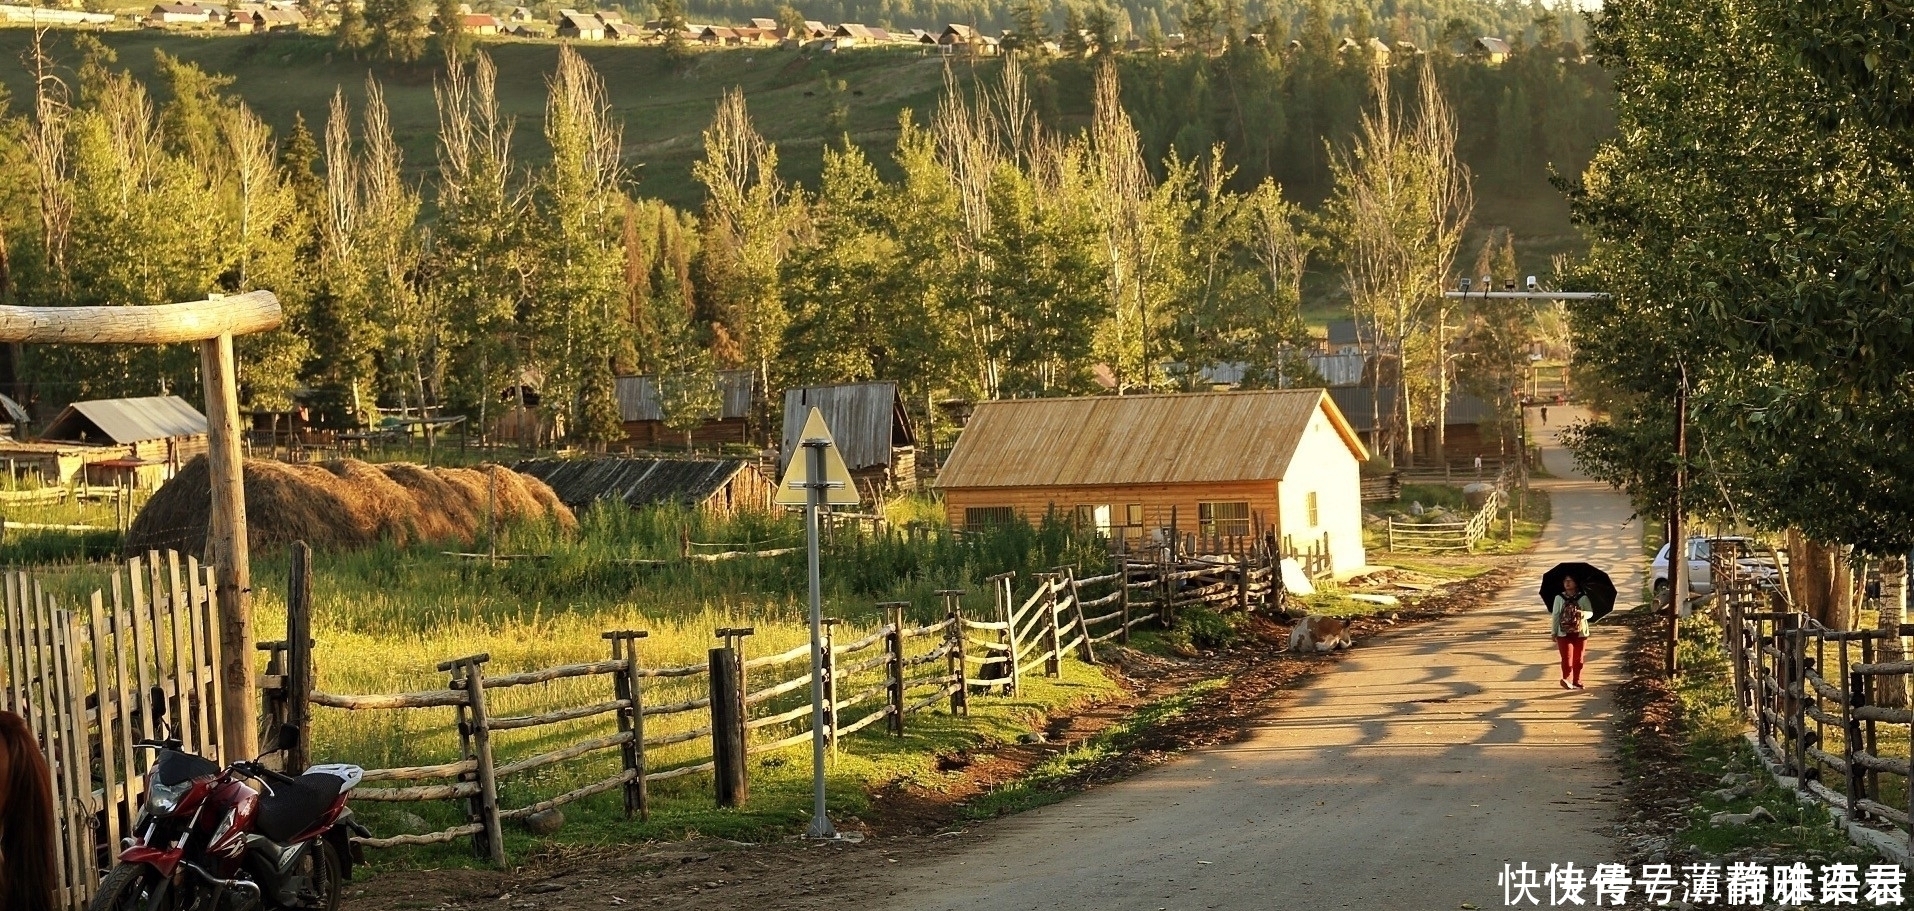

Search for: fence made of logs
xmin=1383 ymin=486 xmax=1506 ymax=554
xmin=258 ymin=547 xmax=1279 ymax=865
xmin=1720 ymin=555 xmax=1914 ymax=856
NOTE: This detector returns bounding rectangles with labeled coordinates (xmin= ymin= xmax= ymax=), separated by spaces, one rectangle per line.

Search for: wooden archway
xmin=0 ymin=290 xmax=282 ymax=757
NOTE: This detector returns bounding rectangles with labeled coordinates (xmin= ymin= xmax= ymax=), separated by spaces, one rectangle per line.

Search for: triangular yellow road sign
xmin=776 ymin=407 xmax=861 ymax=507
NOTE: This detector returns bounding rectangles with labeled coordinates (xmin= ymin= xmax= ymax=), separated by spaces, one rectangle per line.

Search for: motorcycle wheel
xmin=89 ymin=863 xmax=180 ymax=911
xmin=290 ymin=839 xmax=342 ymax=911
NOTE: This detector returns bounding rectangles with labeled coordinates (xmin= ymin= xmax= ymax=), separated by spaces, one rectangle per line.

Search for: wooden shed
xmin=1326 ymin=387 xmax=1509 ymax=463
xmin=780 ymin=383 xmax=917 ymax=494
xmin=514 ymin=457 xmax=771 ymax=516
xmin=37 ymin=395 xmax=208 ymax=486
xmin=613 ymin=370 xmax=754 ymax=450
xmin=936 ymin=390 xmax=1370 ymax=574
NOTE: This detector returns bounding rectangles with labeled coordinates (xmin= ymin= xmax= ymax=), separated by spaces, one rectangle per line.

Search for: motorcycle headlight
xmin=146 ymin=778 xmax=192 ymax=815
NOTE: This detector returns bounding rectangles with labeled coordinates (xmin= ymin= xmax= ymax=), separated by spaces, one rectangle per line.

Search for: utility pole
xmin=1668 ymin=364 xmax=1688 ymax=675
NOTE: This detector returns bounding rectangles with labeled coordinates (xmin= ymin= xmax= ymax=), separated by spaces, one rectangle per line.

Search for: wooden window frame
xmin=1197 ymin=501 xmax=1251 ymax=537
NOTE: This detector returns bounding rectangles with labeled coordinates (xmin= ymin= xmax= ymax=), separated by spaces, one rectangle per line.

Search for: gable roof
xmin=514 ymin=457 xmax=761 ymax=511
xmin=614 ymin=370 xmax=754 ymax=423
xmin=935 ymin=390 xmax=1365 ymax=489
xmin=1474 ymin=36 xmax=1512 ymax=55
xmin=41 ymin=395 xmax=208 ymax=445
xmin=780 ymin=382 xmax=915 ymax=472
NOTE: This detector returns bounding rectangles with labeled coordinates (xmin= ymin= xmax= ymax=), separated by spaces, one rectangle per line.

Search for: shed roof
xmin=936 ymin=390 xmax=1365 ymax=490
xmin=614 ymin=370 xmax=754 ymax=423
xmin=1325 ymin=318 xmax=1363 ymax=347
xmin=40 ymin=396 xmax=208 ymax=445
xmin=514 ymin=457 xmax=759 ymax=511
xmin=1475 ymin=36 xmax=1512 ymax=55
xmin=780 ymin=382 xmax=915 ymax=472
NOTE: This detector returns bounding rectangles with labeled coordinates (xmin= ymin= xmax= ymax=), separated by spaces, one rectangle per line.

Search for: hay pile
xmin=127 ymin=456 xmax=577 ymax=559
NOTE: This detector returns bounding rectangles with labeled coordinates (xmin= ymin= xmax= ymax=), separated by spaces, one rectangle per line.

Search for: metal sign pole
xmin=802 ymin=438 xmax=837 ymax=839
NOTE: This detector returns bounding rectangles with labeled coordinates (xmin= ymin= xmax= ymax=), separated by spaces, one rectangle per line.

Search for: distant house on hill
xmin=150 ymin=2 xmax=222 ymax=24
xmin=461 ymin=12 xmax=500 ymax=34
xmin=833 ymin=22 xmax=876 ymax=45
xmin=1472 ymin=36 xmax=1512 ymax=63
xmin=506 ymin=6 xmax=532 ymax=21
xmin=936 ymin=390 xmax=1370 ymax=573
xmin=780 ymin=382 xmax=918 ymax=494
xmin=515 ymin=457 xmax=773 ymax=517
xmin=555 ymin=9 xmax=603 ymax=39
xmin=605 ymin=20 xmax=646 ymax=40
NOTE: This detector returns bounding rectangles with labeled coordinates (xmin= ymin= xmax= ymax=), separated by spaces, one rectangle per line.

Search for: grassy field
xmin=5 ymin=488 xmax=1131 ymax=859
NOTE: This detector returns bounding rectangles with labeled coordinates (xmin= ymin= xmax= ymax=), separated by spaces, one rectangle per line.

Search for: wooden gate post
xmin=1115 ymin=554 xmax=1132 ymax=645
xmin=604 ymin=630 xmax=649 ymax=819
xmin=990 ymin=573 xmax=1020 ymax=697
xmin=709 ymin=646 xmax=747 ymax=807
xmin=716 ymin=627 xmax=753 ymax=792
xmin=881 ymin=604 xmax=906 ymax=736
xmin=283 ymin=542 xmax=313 ymax=774
xmin=440 ymin=653 xmax=504 ymax=867
xmin=1066 ymin=568 xmax=1096 ymax=664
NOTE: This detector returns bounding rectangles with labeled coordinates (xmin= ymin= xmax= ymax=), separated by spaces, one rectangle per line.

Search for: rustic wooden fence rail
xmin=0 ymin=550 xmax=225 ymax=911
xmin=1719 ymin=556 xmax=1914 ymax=856
xmin=1384 ymin=487 xmax=1506 ymax=554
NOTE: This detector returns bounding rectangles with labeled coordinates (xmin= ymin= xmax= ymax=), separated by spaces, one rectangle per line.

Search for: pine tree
xmin=434 ymin=0 xmax=471 ymax=61
xmin=335 ymin=0 xmax=370 ymax=54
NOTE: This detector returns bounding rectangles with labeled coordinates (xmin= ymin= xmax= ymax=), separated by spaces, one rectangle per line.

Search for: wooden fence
xmin=1358 ymin=472 xmax=1402 ymax=504
xmin=260 ymin=549 xmax=1276 ymax=864
xmin=1383 ymin=487 xmax=1505 ymax=554
xmin=1720 ymin=556 xmax=1914 ymax=854
xmin=0 ymin=551 xmax=226 ymax=911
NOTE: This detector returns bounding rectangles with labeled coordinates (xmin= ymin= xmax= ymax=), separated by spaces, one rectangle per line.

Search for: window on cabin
xmin=1197 ymin=501 xmax=1251 ymax=537
xmin=1073 ymin=504 xmax=1111 ymax=531
xmin=1306 ymin=491 xmax=1320 ymax=528
xmin=965 ymin=506 xmax=1016 ymax=528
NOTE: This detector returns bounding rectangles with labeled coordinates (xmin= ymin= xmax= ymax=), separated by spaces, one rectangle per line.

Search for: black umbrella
xmin=1539 ymin=562 xmax=1618 ymax=622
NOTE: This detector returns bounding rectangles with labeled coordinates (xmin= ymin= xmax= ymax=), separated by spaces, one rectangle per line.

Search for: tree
xmin=694 ymin=88 xmax=789 ymax=434
xmin=1007 ymin=0 xmax=1050 ymax=53
xmin=434 ymin=0 xmax=472 ymax=61
xmin=656 ymin=0 xmax=691 ymax=67
xmin=335 ymin=0 xmax=370 ymax=54
xmin=1181 ymin=0 xmax=1220 ymax=55
xmin=363 ymin=0 xmax=427 ymax=62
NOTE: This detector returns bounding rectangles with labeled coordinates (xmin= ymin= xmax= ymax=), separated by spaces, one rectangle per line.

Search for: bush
xmin=1169 ymin=607 xmax=1239 ymax=651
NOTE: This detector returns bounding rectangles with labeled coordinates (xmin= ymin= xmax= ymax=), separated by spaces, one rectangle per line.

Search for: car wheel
xmin=1653 ymin=578 xmax=1669 ymax=594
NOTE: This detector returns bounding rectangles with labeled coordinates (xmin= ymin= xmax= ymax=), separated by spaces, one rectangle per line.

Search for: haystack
xmin=126 ymin=456 xmax=577 ymax=559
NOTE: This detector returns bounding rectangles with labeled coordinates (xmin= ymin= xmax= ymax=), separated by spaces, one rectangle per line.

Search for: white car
xmin=1651 ymin=536 xmax=1780 ymax=596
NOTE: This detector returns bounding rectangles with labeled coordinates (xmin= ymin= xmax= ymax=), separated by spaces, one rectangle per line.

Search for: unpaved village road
xmin=872 ymin=408 xmax=1638 ymax=911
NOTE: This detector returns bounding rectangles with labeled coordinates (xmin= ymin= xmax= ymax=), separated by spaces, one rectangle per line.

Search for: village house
xmin=555 ymin=9 xmax=604 ymax=39
xmin=938 ymin=22 xmax=1000 ymax=55
xmin=461 ymin=12 xmax=500 ymax=34
xmin=936 ymin=389 xmax=1370 ymax=574
xmin=613 ymin=370 xmax=754 ymax=449
xmin=1472 ymin=36 xmax=1512 ymax=63
xmin=780 ymin=382 xmax=918 ymax=495
xmin=0 ymin=395 xmax=213 ymax=488
xmin=1326 ymin=387 xmax=1509 ymax=464
xmin=149 ymin=2 xmax=224 ymax=24
xmin=604 ymin=19 xmax=645 ymax=39
xmin=506 ymin=6 xmax=532 ymax=21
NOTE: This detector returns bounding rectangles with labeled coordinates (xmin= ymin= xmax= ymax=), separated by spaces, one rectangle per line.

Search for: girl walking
xmin=1551 ymin=575 xmax=1593 ymax=689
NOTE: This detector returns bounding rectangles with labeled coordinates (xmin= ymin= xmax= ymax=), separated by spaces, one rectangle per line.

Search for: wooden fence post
xmin=604 ymin=630 xmax=649 ymax=820
xmin=1842 ymin=629 xmax=1861 ymax=817
xmin=1043 ymin=575 xmax=1062 ymax=678
xmin=1115 ymin=554 xmax=1132 ymax=645
xmin=1066 ymin=568 xmax=1096 ymax=664
xmin=821 ymin=618 xmax=840 ymax=757
xmin=717 ymin=627 xmax=753 ymax=792
xmin=946 ymin=599 xmax=968 ymax=716
xmin=284 ymin=542 xmax=313 ymax=775
xmin=882 ymin=604 xmax=906 ymax=736
xmin=709 ymin=646 xmax=747 ymax=807
xmin=439 ymin=653 xmax=504 ymax=867
xmin=992 ymin=573 xmax=1020 ymax=696
xmin=1862 ymin=636 xmax=1881 ymax=805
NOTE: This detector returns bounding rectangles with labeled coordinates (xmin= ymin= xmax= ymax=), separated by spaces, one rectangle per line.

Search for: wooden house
xmin=33 ymin=395 xmax=209 ymax=487
xmin=1472 ymin=36 xmax=1512 ymax=63
xmin=936 ymin=390 xmax=1370 ymax=574
xmin=461 ymin=12 xmax=500 ymax=34
xmin=1326 ymin=387 xmax=1509 ymax=463
xmin=614 ymin=370 xmax=754 ymax=449
xmin=150 ymin=2 xmax=222 ymax=23
xmin=514 ymin=457 xmax=772 ymax=516
xmin=780 ymin=382 xmax=918 ymax=494
xmin=556 ymin=9 xmax=604 ymax=39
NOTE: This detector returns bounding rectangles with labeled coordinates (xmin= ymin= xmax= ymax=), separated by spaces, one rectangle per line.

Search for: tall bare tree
xmin=695 ymin=87 xmax=789 ymax=435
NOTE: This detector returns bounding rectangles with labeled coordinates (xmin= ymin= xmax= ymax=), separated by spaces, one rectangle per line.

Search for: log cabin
xmin=780 ymin=382 xmax=917 ymax=495
xmin=936 ymin=389 xmax=1369 ymax=574
xmin=614 ymin=370 xmax=755 ymax=450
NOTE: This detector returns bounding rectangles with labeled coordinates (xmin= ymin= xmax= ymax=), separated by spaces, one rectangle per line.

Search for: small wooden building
xmin=1326 ymin=387 xmax=1509 ymax=463
xmin=38 ymin=395 xmax=208 ymax=486
xmin=614 ymin=370 xmax=754 ymax=450
xmin=936 ymin=389 xmax=1370 ymax=574
xmin=780 ymin=382 xmax=918 ymax=494
xmin=514 ymin=457 xmax=772 ymax=516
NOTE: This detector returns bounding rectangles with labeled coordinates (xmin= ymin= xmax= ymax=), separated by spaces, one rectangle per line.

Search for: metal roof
xmin=1324 ymin=319 xmax=1363 ymax=347
xmin=1305 ymin=353 xmax=1368 ymax=387
xmin=0 ymin=393 xmax=30 ymax=425
xmin=614 ymin=371 xmax=754 ymax=423
xmin=780 ymin=383 xmax=915 ymax=472
xmin=513 ymin=458 xmax=760 ymax=511
xmin=40 ymin=395 xmax=207 ymax=445
xmin=935 ymin=390 xmax=1366 ymax=490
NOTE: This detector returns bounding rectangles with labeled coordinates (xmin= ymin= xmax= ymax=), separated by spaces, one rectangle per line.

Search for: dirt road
xmin=872 ymin=407 xmax=1638 ymax=911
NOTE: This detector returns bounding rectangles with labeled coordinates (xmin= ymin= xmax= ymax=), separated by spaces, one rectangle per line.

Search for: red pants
xmin=1555 ymin=636 xmax=1587 ymax=682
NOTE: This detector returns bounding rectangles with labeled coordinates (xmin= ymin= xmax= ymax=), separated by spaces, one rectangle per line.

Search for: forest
xmin=0 ymin=16 xmax=1610 ymax=462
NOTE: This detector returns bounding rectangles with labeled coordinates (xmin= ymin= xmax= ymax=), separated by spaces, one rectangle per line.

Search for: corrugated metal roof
xmin=1325 ymin=319 xmax=1363 ymax=347
xmin=1326 ymin=387 xmax=1502 ymax=433
xmin=40 ymin=395 xmax=207 ymax=445
xmin=0 ymin=393 xmax=30 ymax=426
xmin=935 ymin=390 xmax=1365 ymax=489
xmin=780 ymin=383 xmax=915 ymax=472
xmin=514 ymin=458 xmax=759 ymax=510
xmin=614 ymin=371 xmax=754 ymax=423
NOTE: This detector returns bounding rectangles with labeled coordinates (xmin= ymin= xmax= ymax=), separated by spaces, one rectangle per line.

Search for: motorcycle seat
xmin=256 ymin=773 xmax=348 ymax=843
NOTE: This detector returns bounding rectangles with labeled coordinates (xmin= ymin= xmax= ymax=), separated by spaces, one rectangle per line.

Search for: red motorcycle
xmin=92 ymin=700 xmax=369 ymax=911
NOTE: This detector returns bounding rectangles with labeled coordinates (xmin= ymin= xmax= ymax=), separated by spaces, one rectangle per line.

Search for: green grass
xmin=963 ymin=676 xmax=1228 ymax=819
